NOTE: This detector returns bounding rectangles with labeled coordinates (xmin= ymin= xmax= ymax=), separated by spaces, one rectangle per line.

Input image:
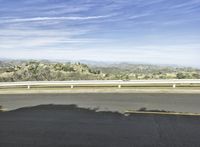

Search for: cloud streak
xmin=0 ymin=0 xmax=199 ymax=67
xmin=1 ymin=15 xmax=111 ymax=23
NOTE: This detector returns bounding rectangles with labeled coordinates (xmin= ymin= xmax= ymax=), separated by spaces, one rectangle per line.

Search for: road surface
xmin=1 ymin=93 xmax=200 ymax=113
xmin=1 ymin=104 xmax=200 ymax=147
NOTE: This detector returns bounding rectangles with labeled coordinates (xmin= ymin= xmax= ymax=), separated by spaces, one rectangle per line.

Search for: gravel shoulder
xmin=0 ymin=88 xmax=200 ymax=94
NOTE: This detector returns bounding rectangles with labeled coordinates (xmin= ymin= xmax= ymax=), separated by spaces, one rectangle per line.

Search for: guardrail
xmin=0 ymin=80 xmax=200 ymax=89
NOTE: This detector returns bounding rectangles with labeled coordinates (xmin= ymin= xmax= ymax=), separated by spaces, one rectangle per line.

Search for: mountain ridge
xmin=0 ymin=60 xmax=199 ymax=82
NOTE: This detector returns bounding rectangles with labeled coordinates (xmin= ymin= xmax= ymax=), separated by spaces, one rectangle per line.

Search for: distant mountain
xmin=0 ymin=61 xmax=105 ymax=82
xmin=0 ymin=60 xmax=199 ymax=82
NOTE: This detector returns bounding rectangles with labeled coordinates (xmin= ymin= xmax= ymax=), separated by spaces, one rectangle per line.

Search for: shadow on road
xmin=0 ymin=104 xmax=200 ymax=147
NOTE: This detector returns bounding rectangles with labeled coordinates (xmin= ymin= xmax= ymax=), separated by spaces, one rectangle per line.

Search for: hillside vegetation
xmin=0 ymin=60 xmax=199 ymax=82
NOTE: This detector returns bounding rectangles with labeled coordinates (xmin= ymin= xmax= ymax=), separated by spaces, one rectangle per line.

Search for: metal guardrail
xmin=0 ymin=80 xmax=200 ymax=89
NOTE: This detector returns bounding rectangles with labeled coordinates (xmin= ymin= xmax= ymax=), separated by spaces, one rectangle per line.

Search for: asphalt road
xmin=1 ymin=104 xmax=200 ymax=147
xmin=0 ymin=93 xmax=200 ymax=113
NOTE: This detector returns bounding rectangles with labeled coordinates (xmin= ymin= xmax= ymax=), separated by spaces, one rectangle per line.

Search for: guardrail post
xmin=118 ymin=85 xmax=121 ymax=88
xmin=71 ymin=85 xmax=74 ymax=89
xmin=173 ymin=84 xmax=176 ymax=88
xmin=27 ymin=85 xmax=30 ymax=89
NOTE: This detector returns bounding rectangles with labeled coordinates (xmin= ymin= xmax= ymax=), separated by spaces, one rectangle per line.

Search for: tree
xmin=176 ymin=73 xmax=186 ymax=79
xmin=192 ymin=73 xmax=200 ymax=79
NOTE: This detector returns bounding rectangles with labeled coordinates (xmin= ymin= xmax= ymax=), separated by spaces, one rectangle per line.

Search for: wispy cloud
xmin=1 ymin=15 xmax=111 ymax=23
xmin=128 ymin=12 xmax=153 ymax=20
xmin=0 ymin=28 xmax=108 ymax=50
xmin=0 ymin=0 xmax=199 ymax=67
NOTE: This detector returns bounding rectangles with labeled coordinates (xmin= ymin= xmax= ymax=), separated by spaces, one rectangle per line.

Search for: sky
xmin=0 ymin=0 xmax=200 ymax=67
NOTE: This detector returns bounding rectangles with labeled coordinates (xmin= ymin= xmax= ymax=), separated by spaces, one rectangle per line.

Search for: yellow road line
xmin=0 ymin=108 xmax=8 ymax=112
xmin=124 ymin=110 xmax=200 ymax=116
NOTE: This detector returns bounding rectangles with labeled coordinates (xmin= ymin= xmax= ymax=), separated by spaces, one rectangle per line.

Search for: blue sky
xmin=0 ymin=0 xmax=200 ymax=67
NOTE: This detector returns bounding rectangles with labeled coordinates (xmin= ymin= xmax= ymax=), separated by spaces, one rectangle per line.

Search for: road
xmin=1 ymin=104 xmax=200 ymax=147
xmin=1 ymin=93 xmax=200 ymax=146
xmin=1 ymin=93 xmax=200 ymax=113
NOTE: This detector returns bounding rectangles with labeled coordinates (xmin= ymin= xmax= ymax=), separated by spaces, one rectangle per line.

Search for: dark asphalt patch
xmin=0 ymin=104 xmax=200 ymax=147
